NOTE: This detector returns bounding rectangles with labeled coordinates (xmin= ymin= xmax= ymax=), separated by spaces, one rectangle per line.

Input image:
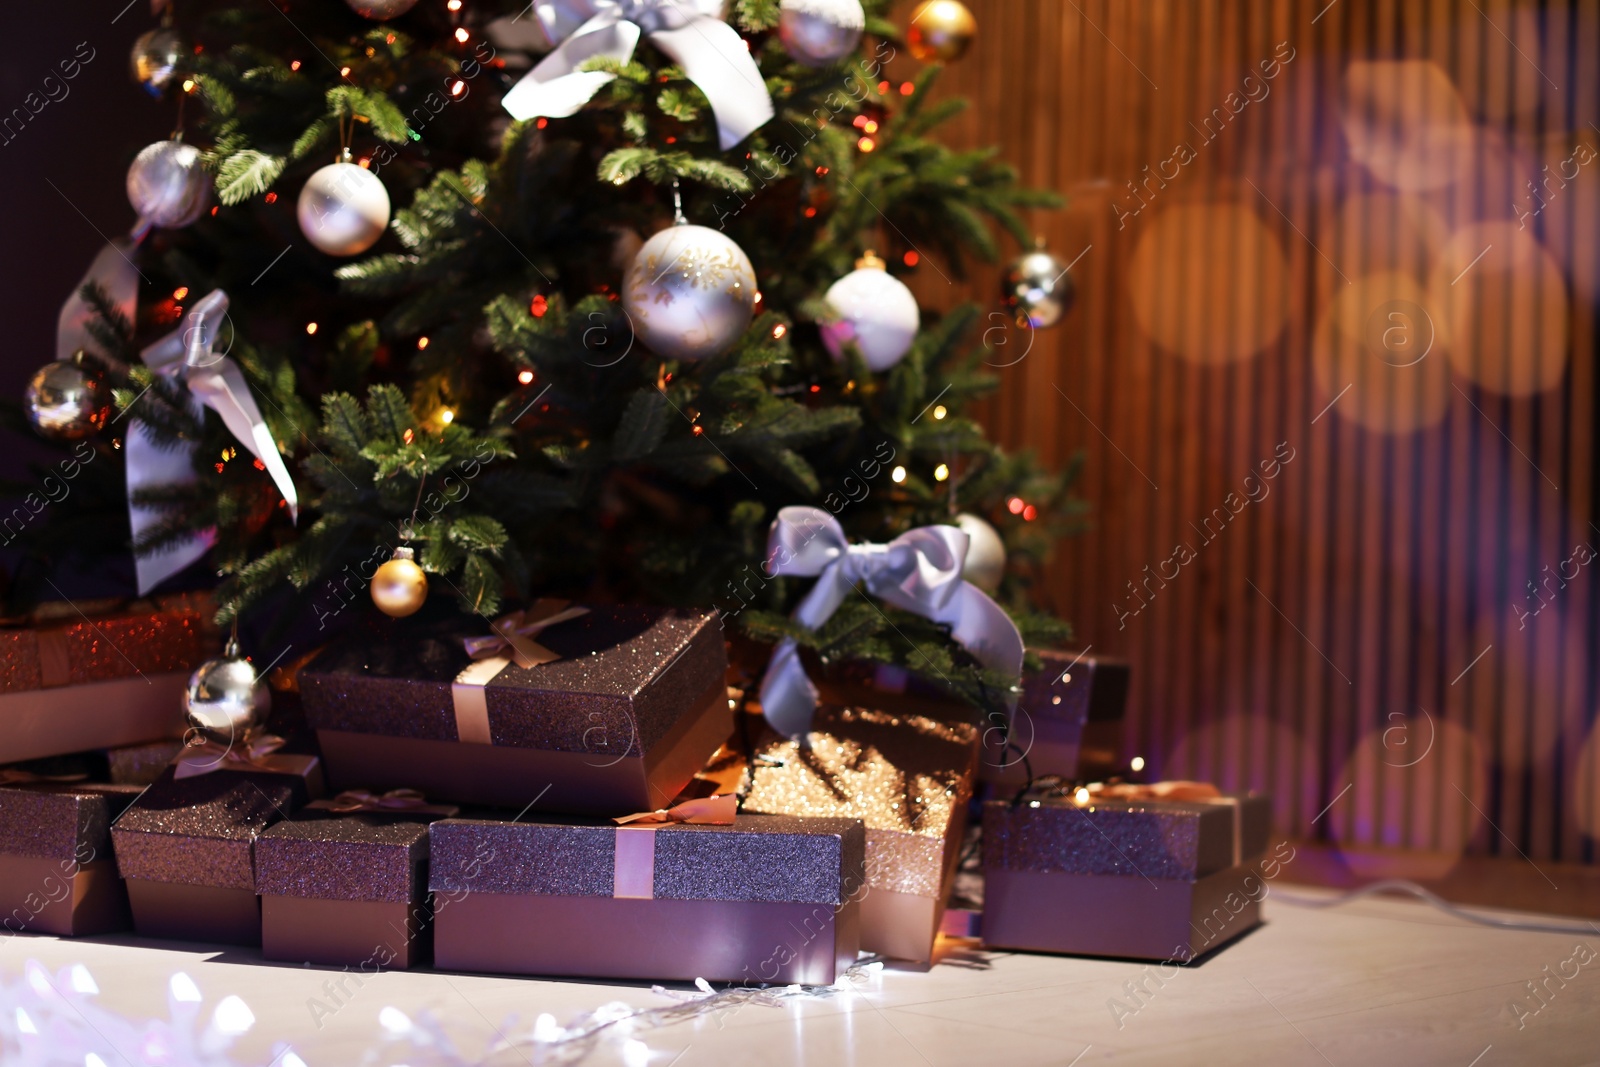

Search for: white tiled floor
xmin=2 ymin=888 xmax=1596 ymax=1066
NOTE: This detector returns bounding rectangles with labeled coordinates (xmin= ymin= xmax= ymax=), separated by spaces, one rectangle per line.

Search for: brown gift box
xmin=299 ymin=606 xmax=731 ymax=814
xmin=997 ymin=650 xmax=1131 ymax=784
xmin=0 ymin=781 xmax=142 ymax=937
xmin=742 ymin=705 xmax=980 ymax=963
xmin=0 ymin=597 xmax=213 ymax=764
xmin=255 ymin=800 xmax=458 ymax=970
xmin=110 ymin=758 xmax=322 ymax=946
xmin=981 ymin=792 xmax=1272 ymax=961
xmin=429 ymin=812 xmax=865 ymax=984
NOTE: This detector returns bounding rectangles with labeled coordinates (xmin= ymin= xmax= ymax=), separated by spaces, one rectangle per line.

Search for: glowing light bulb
xmin=1130 ymin=756 xmax=1146 ymax=772
xmin=891 ymin=466 xmax=906 ymax=483
xmin=933 ymin=463 xmax=949 ymax=482
xmin=305 ymin=322 xmax=318 ymax=335
xmin=173 ymin=287 xmax=189 ymax=301
xmin=932 ymin=405 xmax=947 ymax=420
xmin=1074 ymin=787 xmax=1091 ymax=805
xmin=440 ymin=409 xmax=455 ymax=424
xmin=417 ymin=336 xmax=430 ymax=350
xmin=772 ymin=324 xmax=787 ymax=339
xmin=517 ymin=370 xmax=535 ymax=384
xmin=455 ymin=27 xmax=469 ymax=42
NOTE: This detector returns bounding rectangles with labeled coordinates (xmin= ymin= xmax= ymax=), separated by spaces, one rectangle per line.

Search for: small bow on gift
xmin=462 ymin=599 xmax=591 ymax=670
xmin=128 ymin=290 xmax=299 ymax=594
xmin=758 ymin=506 xmax=1025 ymax=738
xmin=172 ymin=732 xmax=289 ymax=780
xmin=614 ymin=792 xmax=737 ymax=825
xmin=310 ymin=788 xmax=458 ymax=815
xmin=503 ymin=0 xmax=773 ymax=150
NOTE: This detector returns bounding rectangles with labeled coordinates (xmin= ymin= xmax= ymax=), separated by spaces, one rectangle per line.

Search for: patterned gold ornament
xmin=371 ymin=546 xmax=429 ymax=617
xmin=622 ymin=223 xmax=757 ymax=361
xmin=907 ymin=0 xmax=977 ymax=62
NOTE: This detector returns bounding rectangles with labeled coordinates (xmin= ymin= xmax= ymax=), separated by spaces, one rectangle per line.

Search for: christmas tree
xmin=14 ymin=0 xmax=1085 ymax=722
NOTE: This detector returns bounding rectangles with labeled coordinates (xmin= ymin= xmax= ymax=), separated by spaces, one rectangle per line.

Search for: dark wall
xmin=1 ymin=2 xmax=169 ymax=479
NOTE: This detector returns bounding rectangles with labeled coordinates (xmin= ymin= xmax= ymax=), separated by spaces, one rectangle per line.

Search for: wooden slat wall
xmin=913 ymin=0 xmax=1600 ymax=863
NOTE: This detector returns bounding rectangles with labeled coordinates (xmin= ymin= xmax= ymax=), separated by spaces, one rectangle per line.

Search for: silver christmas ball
xmin=1003 ymin=246 xmax=1075 ymax=329
xmin=183 ymin=644 xmax=270 ymax=744
xmin=345 ymin=0 xmax=420 ymax=19
xmin=24 ymin=356 xmax=110 ymax=442
xmin=130 ymin=27 xmax=187 ymax=97
xmin=953 ymin=512 xmax=1006 ymax=593
xmin=623 ymin=224 xmax=757 ymax=360
xmin=298 ymin=161 xmax=391 ymax=256
xmin=820 ymin=253 xmax=920 ymax=371
xmin=779 ymin=0 xmax=865 ymax=66
xmin=127 ymin=140 xmax=211 ymax=230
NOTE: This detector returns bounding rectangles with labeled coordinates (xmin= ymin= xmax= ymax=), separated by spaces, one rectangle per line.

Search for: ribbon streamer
xmin=309 ymin=788 xmax=458 ymax=815
xmin=129 ymin=289 xmax=299 ymax=594
xmin=172 ymin=732 xmax=294 ymax=780
xmin=757 ymin=506 xmax=1025 ymax=738
xmin=613 ymin=792 xmax=737 ymax=825
xmin=451 ymin=599 xmax=591 ymax=744
xmin=504 ymin=0 xmax=774 ymax=150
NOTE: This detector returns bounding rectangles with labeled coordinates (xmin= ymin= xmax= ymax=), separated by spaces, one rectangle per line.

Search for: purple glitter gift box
xmin=0 ymin=782 xmax=142 ymax=937
xmin=255 ymin=801 xmax=458 ymax=970
xmin=110 ymin=759 xmax=322 ymax=946
xmin=428 ymin=812 xmax=865 ymax=984
xmin=981 ymin=792 xmax=1272 ymax=961
xmin=298 ymin=606 xmax=732 ymax=814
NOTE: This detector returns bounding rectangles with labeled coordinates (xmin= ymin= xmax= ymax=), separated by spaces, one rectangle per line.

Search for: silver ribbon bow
xmin=504 ymin=0 xmax=773 ymax=151
xmin=758 ymin=506 xmax=1025 ymax=738
xmin=128 ymin=290 xmax=299 ymax=594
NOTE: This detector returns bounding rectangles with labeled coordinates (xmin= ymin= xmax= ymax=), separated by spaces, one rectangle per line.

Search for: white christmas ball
xmin=952 ymin=512 xmax=1006 ymax=593
xmin=820 ymin=260 xmax=920 ymax=371
xmin=127 ymin=140 xmax=210 ymax=229
xmin=779 ymin=0 xmax=865 ymax=66
xmin=623 ymin=224 xmax=757 ymax=361
xmin=297 ymin=162 xmax=391 ymax=257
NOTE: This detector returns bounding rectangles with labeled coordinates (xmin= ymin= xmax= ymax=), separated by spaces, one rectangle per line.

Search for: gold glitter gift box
xmin=742 ymin=705 xmax=981 ymax=963
xmin=0 ymin=596 xmax=213 ymax=764
xmin=298 ymin=606 xmax=732 ymax=814
xmin=0 ymin=781 xmax=143 ymax=937
xmin=428 ymin=812 xmax=865 ymax=984
xmin=981 ymin=791 xmax=1273 ymax=961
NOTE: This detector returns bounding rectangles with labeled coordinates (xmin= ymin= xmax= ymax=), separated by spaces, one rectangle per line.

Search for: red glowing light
xmin=900 ymin=82 xmax=915 ymax=95
xmin=530 ymin=294 xmax=548 ymax=317
xmin=903 ymin=251 xmax=919 ymax=267
xmin=1007 ymin=497 xmax=1025 ymax=515
xmin=1023 ymin=505 xmax=1038 ymax=521
xmin=264 ymin=192 xmax=278 ymax=204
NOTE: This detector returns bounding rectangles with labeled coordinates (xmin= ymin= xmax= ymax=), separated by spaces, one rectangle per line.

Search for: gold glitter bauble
xmin=907 ymin=0 xmax=976 ymax=63
xmin=371 ymin=547 xmax=428 ymax=617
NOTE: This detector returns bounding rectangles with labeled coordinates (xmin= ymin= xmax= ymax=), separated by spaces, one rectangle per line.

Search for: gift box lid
xmin=1021 ymin=650 xmax=1130 ymax=724
xmin=256 ymin=807 xmax=456 ymax=904
xmin=0 ymin=596 xmax=212 ymax=694
xmin=110 ymin=763 xmax=317 ymax=891
xmin=429 ymin=813 xmax=865 ymax=906
xmin=982 ymin=793 xmax=1272 ymax=881
xmin=742 ymin=705 xmax=980 ymax=899
xmin=0 ymin=782 xmax=143 ymax=862
xmin=299 ymin=606 xmax=726 ymax=756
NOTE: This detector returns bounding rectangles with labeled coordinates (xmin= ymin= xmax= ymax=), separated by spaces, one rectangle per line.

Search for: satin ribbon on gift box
xmin=610 ymin=792 xmax=736 ymax=898
xmin=503 ymin=0 xmax=774 ymax=150
xmin=307 ymin=788 xmax=459 ymax=816
xmin=450 ymin=599 xmax=591 ymax=745
xmin=757 ymin=506 xmax=1025 ymax=738
xmin=171 ymin=732 xmax=318 ymax=782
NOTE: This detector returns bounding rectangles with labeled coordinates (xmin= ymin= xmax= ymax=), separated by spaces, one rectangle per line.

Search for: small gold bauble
xmin=372 ymin=547 xmax=428 ymax=617
xmin=907 ymin=0 xmax=977 ymax=62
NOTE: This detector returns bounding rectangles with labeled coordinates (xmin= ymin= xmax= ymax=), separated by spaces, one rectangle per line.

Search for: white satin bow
xmin=504 ymin=0 xmax=773 ymax=150
xmin=757 ymin=506 xmax=1025 ymax=738
xmin=127 ymin=290 xmax=298 ymax=594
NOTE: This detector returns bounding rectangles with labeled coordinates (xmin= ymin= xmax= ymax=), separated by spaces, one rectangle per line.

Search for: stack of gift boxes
xmin=1 ymin=594 xmax=1273 ymax=975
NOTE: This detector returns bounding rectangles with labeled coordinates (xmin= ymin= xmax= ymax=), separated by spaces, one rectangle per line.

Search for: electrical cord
xmin=1268 ymin=878 xmax=1600 ymax=936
